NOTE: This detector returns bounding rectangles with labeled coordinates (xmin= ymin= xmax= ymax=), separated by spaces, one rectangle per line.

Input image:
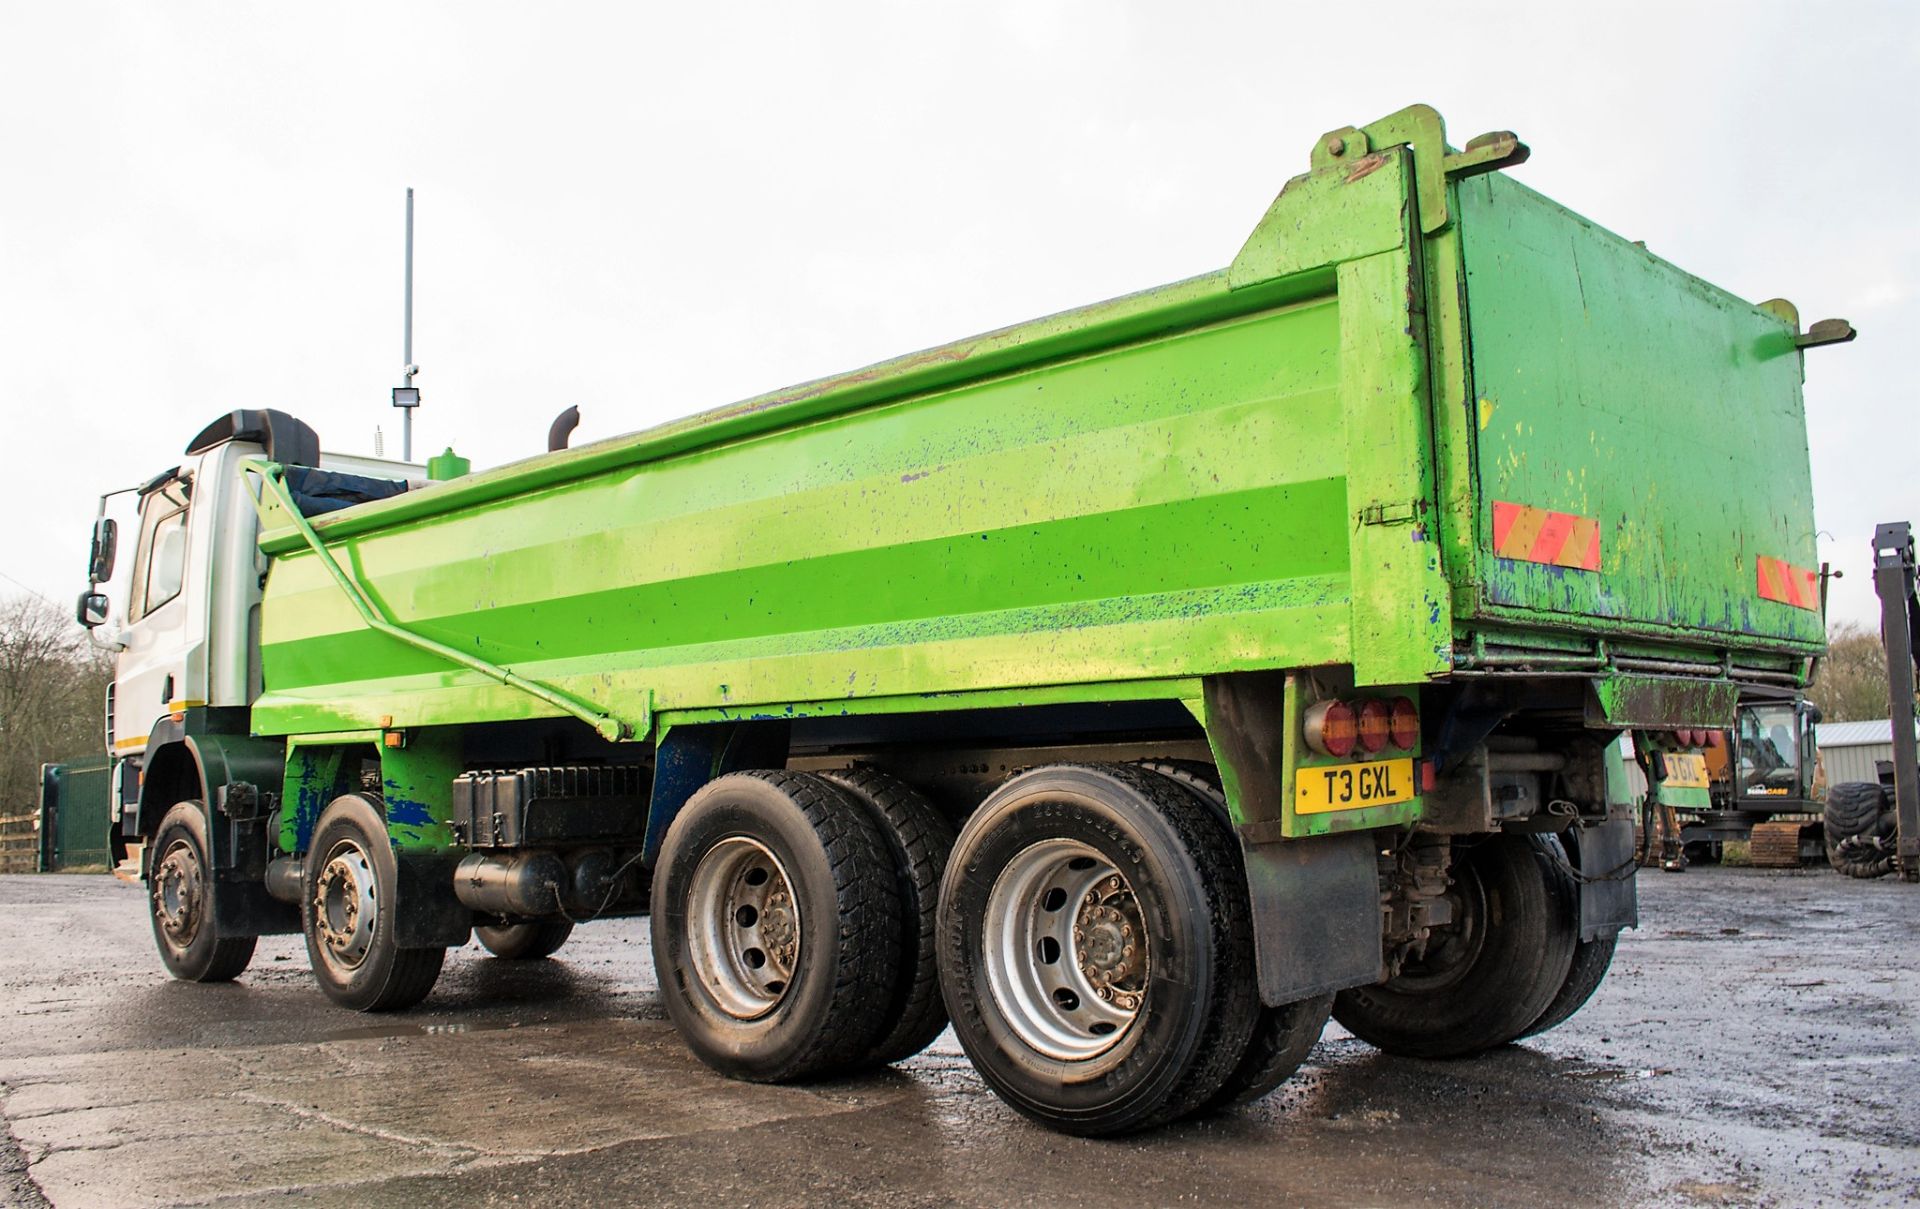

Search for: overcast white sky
xmin=1 ymin=2 xmax=1913 ymax=631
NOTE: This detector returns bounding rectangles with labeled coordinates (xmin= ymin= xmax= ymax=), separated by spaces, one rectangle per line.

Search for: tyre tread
xmin=821 ymin=767 xmax=955 ymax=1067
xmin=1134 ymin=760 xmax=1332 ymax=1112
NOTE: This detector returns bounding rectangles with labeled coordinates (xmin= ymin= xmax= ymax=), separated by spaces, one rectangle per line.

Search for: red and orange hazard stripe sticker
xmin=1491 ymin=501 xmax=1601 ymax=572
xmin=1756 ymin=556 xmax=1819 ymax=611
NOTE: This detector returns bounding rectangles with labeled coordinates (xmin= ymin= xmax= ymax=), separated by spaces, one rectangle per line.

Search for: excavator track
xmin=1749 ymin=820 xmax=1814 ymax=868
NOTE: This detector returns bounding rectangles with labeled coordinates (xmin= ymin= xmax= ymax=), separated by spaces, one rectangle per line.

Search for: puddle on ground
xmin=317 ymin=1018 xmax=526 ymax=1043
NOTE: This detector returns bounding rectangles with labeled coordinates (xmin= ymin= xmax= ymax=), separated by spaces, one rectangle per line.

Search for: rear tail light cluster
xmin=1667 ymin=729 xmax=1724 ymax=750
xmin=1304 ymin=696 xmax=1419 ymax=758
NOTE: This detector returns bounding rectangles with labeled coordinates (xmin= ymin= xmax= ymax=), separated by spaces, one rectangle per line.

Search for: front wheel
xmin=937 ymin=763 xmax=1258 ymax=1136
xmin=1334 ymin=833 xmax=1577 ymax=1059
xmin=148 ymin=802 xmax=256 ymax=983
xmin=303 ymin=794 xmax=445 ymax=1012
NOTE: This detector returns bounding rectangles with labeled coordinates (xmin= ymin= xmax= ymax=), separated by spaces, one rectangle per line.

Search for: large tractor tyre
xmin=1133 ymin=760 xmax=1333 ymax=1110
xmin=303 ymin=794 xmax=446 ymax=1012
xmin=820 ymin=767 xmax=956 ymax=1067
xmin=1334 ymin=833 xmax=1578 ymax=1059
xmin=936 ymin=763 xmax=1259 ymax=1136
xmin=475 ymin=918 xmax=576 ymax=960
xmin=148 ymin=802 xmax=256 ymax=983
xmin=1824 ymin=782 xmax=1897 ymax=879
xmin=1823 ymin=781 xmax=1887 ymax=839
xmin=651 ymin=771 xmax=902 ymax=1083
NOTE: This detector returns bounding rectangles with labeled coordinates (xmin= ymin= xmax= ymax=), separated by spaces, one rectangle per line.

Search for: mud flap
xmin=394 ymin=853 xmax=472 ymax=949
xmin=212 ymin=877 xmax=298 ymax=939
xmin=1240 ymin=829 xmax=1382 ymax=1005
xmin=1572 ymin=818 xmax=1638 ymax=941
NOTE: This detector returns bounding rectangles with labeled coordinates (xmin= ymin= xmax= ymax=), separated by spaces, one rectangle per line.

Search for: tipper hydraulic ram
xmin=77 ymin=105 xmax=1849 ymax=1135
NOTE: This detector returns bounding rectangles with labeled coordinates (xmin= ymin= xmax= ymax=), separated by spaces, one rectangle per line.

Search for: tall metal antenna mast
xmin=391 ymin=187 xmax=421 ymax=461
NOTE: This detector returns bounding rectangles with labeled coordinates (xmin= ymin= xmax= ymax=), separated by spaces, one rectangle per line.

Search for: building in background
xmin=1815 ymin=719 xmax=1920 ymax=788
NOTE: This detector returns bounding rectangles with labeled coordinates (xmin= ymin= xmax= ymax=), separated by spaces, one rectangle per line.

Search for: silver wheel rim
xmin=313 ymin=840 xmax=379 ymax=970
xmin=686 ymin=836 xmax=800 ymax=1020
xmin=983 ymin=838 xmax=1148 ymax=1063
xmin=152 ymin=837 xmax=204 ymax=951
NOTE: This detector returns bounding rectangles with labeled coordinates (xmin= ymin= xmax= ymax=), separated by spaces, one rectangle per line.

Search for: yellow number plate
xmin=1662 ymin=752 xmax=1709 ymax=789
xmin=1295 ymin=757 xmax=1416 ymax=815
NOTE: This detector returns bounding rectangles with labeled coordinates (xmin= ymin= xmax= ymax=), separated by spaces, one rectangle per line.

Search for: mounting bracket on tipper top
xmin=1310 ymin=103 xmax=1530 ymax=234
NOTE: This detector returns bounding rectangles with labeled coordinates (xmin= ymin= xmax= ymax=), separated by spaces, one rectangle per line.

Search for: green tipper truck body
xmin=97 ymin=107 xmax=1839 ymax=1130
xmin=248 ymin=111 xmax=1819 ymax=828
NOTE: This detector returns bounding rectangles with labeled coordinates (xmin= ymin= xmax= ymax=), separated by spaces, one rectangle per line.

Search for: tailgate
xmin=1455 ymin=172 xmax=1823 ymax=651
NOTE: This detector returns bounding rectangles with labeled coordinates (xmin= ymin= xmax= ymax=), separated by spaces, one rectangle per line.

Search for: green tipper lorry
xmin=77 ymin=106 xmax=1842 ymax=1135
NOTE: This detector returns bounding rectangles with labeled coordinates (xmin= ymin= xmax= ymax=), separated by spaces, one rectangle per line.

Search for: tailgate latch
xmin=1359 ymin=500 xmax=1421 ymax=527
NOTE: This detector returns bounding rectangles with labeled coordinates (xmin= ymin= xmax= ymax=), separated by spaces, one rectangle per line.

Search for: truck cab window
xmin=129 ymin=477 xmax=191 ymax=621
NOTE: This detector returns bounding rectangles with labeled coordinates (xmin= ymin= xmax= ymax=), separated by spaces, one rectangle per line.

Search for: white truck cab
xmin=77 ymin=410 xmax=421 ymax=864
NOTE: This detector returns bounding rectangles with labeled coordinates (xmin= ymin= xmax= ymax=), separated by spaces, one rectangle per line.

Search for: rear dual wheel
xmin=1133 ymin=760 xmax=1333 ymax=1109
xmin=650 ymin=771 xmax=904 ymax=1082
xmin=1334 ymin=833 xmax=1580 ymax=1058
xmin=936 ymin=763 xmax=1262 ymax=1135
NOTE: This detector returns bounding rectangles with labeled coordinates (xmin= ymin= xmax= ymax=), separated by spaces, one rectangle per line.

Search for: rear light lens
xmin=1356 ymin=699 xmax=1392 ymax=753
xmin=1388 ymin=697 xmax=1419 ymax=751
xmin=1304 ymin=700 xmax=1357 ymax=758
xmin=1705 ymin=730 xmax=1724 ymax=749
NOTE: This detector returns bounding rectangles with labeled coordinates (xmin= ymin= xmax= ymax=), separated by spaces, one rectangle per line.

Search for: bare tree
xmin=1806 ymin=620 xmax=1898 ymax=724
xmin=0 ymin=594 xmax=114 ymax=825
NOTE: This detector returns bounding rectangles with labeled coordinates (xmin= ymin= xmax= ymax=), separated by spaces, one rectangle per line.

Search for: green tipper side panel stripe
xmin=263 ymin=479 xmax=1349 ymax=682
xmin=1457 ymin=173 xmax=1822 ymax=648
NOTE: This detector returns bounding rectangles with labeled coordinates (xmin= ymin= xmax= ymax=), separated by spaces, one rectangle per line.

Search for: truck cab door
xmin=115 ymin=470 xmax=198 ymax=754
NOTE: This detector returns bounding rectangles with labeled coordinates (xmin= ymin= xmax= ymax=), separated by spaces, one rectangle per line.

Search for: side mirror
xmin=88 ymin=517 xmax=118 ymax=583
xmin=1803 ymin=703 xmax=1823 ymax=725
xmin=75 ymin=590 xmax=110 ymax=630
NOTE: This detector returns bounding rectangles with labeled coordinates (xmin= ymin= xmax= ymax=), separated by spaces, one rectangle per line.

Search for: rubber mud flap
xmin=211 ymin=873 xmax=299 ymax=939
xmin=1239 ymin=829 xmax=1381 ymax=1005
xmin=394 ymin=853 xmax=473 ymax=949
xmin=1572 ymin=818 xmax=1637 ymax=941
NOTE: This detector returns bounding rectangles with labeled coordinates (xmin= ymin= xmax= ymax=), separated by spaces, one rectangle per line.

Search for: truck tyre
xmin=1132 ymin=760 xmax=1334 ymax=1110
xmin=1518 ymin=835 xmax=1620 ymax=1040
xmin=936 ymin=763 xmax=1258 ymax=1136
xmin=1519 ymin=933 xmax=1617 ymax=1039
xmin=651 ymin=771 xmax=902 ymax=1082
xmin=820 ymin=767 xmax=956 ymax=1067
xmin=475 ymin=918 xmax=575 ymax=960
xmin=303 ymin=794 xmax=445 ymax=1012
xmin=1333 ymin=833 xmax=1577 ymax=1059
xmin=148 ymin=801 xmax=256 ymax=983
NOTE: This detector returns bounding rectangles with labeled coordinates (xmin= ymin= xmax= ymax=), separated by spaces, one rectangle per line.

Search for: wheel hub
xmin=686 ymin=837 xmax=800 ymax=1020
xmin=983 ymin=839 xmax=1150 ymax=1064
xmin=152 ymin=840 xmax=203 ymax=947
xmin=1073 ymin=879 xmax=1146 ymax=1011
xmin=313 ymin=844 xmax=378 ymax=969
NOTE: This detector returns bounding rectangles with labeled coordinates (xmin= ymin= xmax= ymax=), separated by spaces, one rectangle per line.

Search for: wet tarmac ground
xmin=1 ymin=867 xmax=1916 ymax=1208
